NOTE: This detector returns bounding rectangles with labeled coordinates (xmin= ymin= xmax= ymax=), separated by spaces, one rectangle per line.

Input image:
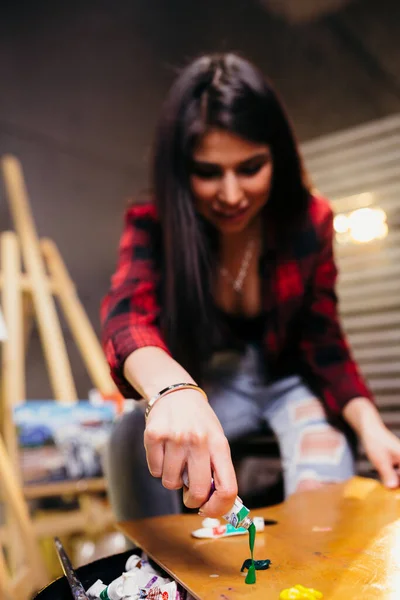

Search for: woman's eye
xmin=238 ymin=163 xmax=263 ymax=176
xmin=191 ymin=166 xmax=221 ymax=179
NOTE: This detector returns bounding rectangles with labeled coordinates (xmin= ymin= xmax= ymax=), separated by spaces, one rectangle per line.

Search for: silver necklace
xmin=220 ymin=238 xmax=256 ymax=293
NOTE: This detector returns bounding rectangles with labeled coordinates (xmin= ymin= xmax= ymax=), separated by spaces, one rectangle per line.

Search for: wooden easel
xmin=0 ymin=435 xmax=49 ymax=600
xmin=0 ymin=154 xmax=119 ymax=597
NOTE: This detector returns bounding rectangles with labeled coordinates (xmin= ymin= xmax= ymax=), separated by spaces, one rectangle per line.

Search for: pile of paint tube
xmin=86 ymin=552 xmax=194 ymax=600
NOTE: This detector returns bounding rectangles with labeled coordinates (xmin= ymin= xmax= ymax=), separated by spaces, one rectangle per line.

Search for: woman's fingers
xmin=183 ymin=442 xmax=213 ymax=509
xmin=373 ymin=450 xmax=399 ymax=488
xmin=143 ymin=390 xmax=238 ymax=519
xmin=199 ymin=436 xmax=238 ymax=517
xmin=363 ymin=427 xmax=400 ymax=489
xmin=161 ymin=441 xmax=186 ymax=490
xmin=144 ymin=425 xmax=165 ymax=478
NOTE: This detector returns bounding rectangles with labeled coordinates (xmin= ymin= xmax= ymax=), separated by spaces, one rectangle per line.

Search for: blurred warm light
xmin=348 ymin=207 xmax=387 ymax=243
xmin=334 ymin=207 xmax=388 ymax=244
xmin=333 ymin=214 xmax=349 ymax=234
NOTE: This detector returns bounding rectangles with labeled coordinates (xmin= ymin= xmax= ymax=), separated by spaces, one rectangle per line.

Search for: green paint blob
xmin=241 ymin=559 xmax=271 ymax=572
xmin=245 ymin=563 xmax=256 ymax=584
xmin=245 ymin=522 xmax=257 ymax=585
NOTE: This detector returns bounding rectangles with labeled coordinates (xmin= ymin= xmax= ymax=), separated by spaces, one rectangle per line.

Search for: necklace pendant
xmin=219 ymin=237 xmax=255 ymax=294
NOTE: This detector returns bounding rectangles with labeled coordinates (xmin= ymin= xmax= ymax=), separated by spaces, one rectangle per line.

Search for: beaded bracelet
xmin=144 ymin=383 xmax=208 ymax=420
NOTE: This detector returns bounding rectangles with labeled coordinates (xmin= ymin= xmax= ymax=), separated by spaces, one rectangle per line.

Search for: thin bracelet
xmin=144 ymin=383 xmax=208 ymax=420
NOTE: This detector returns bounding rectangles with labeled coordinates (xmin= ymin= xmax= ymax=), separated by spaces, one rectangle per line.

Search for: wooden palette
xmin=119 ymin=477 xmax=400 ymax=599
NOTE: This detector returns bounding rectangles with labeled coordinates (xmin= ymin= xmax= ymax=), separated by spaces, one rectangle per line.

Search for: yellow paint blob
xmin=279 ymin=584 xmax=323 ymax=599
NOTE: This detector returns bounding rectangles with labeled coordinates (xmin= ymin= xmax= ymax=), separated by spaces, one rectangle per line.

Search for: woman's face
xmin=190 ymin=128 xmax=273 ymax=235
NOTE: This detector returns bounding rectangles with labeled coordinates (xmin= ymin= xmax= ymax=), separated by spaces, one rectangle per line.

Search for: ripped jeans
xmin=105 ymin=344 xmax=356 ymax=521
xmin=203 ymin=344 xmax=356 ymax=496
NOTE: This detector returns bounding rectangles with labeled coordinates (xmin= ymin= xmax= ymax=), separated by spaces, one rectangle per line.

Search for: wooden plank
xmin=119 ymin=477 xmax=400 ymax=600
xmin=302 ymin=113 xmax=400 ymax=155
xmin=349 ymin=329 xmax=400 ymax=348
xmin=337 ymin=230 xmax=400 ymax=260
xmin=312 ymin=163 xmax=400 ymax=198
xmin=32 ymin=504 xmax=114 ymax=538
xmin=359 ymin=362 xmax=400 ymax=377
xmin=338 ymin=262 xmax=400 ymax=286
xmin=328 ymin=181 xmax=400 ymax=212
xmin=380 ymin=410 xmax=400 ymax=425
xmin=340 ymin=293 xmax=400 ymax=316
xmin=309 ymin=148 xmax=400 ymax=185
xmin=342 ymin=311 xmax=400 ymax=331
xmin=332 ymin=192 xmax=400 ymax=217
xmin=338 ymin=245 xmax=400 ymax=268
xmin=23 ymin=477 xmax=107 ymax=499
xmin=352 ymin=344 xmax=400 ymax=362
xmin=0 ymin=272 xmax=57 ymax=293
xmin=374 ymin=394 xmax=400 ymax=409
xmin=305 ymin=135 xmax=400 ymax=172
xmin=367 ymin=378 xmax=400 ymax=393
xmin=339 ymin=277 xmax=400 ymax=301
xmin=314 ymin=180 xmax=400 ymax=212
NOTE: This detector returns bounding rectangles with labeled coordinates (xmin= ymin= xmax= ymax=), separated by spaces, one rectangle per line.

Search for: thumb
xmin=373 ymin=452 xmax=398 ymax=488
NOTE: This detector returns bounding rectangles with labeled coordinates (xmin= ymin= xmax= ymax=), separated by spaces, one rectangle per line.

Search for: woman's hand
xmin=343 ymin=397 xmax=400 ymax=488
xmin=360 ymin=424 xmax=400 ymax=488
xmin=144 ymin=389 xmax=238 ymax=517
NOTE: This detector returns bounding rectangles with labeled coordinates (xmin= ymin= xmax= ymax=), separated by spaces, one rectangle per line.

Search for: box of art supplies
xmin=34 ymin=549 xmax=194 ymax=600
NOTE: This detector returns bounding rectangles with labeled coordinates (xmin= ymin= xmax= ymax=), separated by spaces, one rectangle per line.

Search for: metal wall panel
xmin=302 ymin=114 xmax=400 ymax=426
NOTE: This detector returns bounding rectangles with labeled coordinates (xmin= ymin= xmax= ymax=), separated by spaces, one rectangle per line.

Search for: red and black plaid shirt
xmin=101 ymin=195 xmax=373 ymax=416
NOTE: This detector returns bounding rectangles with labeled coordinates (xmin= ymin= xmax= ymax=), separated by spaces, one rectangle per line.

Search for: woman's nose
xmin=219 ymin=172 xmax=243 ymax=205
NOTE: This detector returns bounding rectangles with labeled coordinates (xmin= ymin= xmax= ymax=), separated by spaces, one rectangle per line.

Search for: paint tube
xmin=138 ymin=581 xmax=177 ymax=599
xmin=99 ymin=576 xmax=124 ymax=600
xmin=99 ymin=568 xmax=176 ymax=600
xmin=90 ymin=552 xmax=183 ymax=600
xmin=125 ymin=554 xmax=168 ymax=583
xmin=182 ymin=468 xmax=252 ymax=529
xmin=192 ymin=516 xmax=265 ymax=539
xmin=125 ymin=553 xmax=144 ymax=571
xmin=86 ymin=579 xmax=107 ymax=599
xmin=99 ymin=573 xmax=153 ymax=600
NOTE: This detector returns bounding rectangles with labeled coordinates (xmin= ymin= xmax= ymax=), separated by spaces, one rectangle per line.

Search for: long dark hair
xmin=152 ymin=53 xmax=311 ymax=378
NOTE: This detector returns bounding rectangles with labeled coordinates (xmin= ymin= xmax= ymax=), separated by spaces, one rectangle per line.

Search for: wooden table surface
xmin=119 ymin=477 xmax=400 ymax=599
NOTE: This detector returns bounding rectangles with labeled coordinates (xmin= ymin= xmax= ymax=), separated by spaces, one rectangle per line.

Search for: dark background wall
xmin=1 ymin=0 xmax=400 ymax=398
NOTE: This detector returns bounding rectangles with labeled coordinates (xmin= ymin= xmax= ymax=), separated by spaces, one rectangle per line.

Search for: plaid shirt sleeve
xmin=100 ymin=203 xmax=170 ymax=398
xmin=299 ymin=201 xmax=374 ymax=416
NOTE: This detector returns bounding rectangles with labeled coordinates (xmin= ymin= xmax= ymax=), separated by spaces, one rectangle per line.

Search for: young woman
xmin=101 ymin=53 xmax=400 ymax=522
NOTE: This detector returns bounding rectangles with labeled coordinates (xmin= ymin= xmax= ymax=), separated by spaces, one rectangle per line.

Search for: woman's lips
xmin=212 ymin=205 xmax=250 ymax=221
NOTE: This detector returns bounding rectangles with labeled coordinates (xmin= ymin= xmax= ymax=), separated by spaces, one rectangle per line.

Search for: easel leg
xmin=0 ymin=434 xmax=49 ymax=593
xmin=22 ymin=290 xmax=34 ymax=356
xmin=0 ymin=544 xmax=14 ymax=600
xmin=1 ymin=231 xmax=25 ymax=575
xmin=1 ymin=155 xmax=78 ymax=402
xmin=41 ymin=237 xmax=117 ymax=396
